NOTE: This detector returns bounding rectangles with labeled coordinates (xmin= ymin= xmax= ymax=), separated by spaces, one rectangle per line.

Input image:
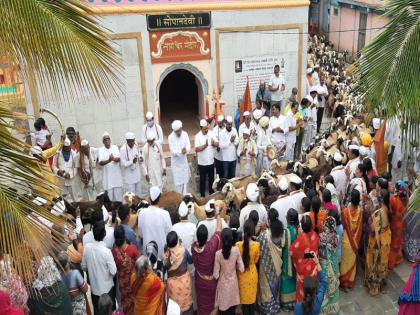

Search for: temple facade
xmin=26 ymin=0 xmax=309 ymax=146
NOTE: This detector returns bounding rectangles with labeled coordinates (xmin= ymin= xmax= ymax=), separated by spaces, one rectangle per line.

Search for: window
xmin=333 ymin=7 xmax=339 ymax=16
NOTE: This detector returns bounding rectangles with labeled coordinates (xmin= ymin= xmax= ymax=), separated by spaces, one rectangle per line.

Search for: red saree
xmin=389 ymin=195 xmax=405 ymax=269
xmin=290 ymin=230 xmax=319 ymax=302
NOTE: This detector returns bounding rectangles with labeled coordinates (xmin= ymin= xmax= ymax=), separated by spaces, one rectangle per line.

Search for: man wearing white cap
xmin=360 ymin=146 xmax=377 ymax=171
xmin=79 ymin=139 xmax=101 ymax=201
xmin=316 ymin=76 xmax=328 ymax=133
xmin=252 ymin=109 xmax=263 ymax=139
xmin=288 ymin=174 xmax=307 ymax=213
xmin=168 ymin=120 xmax=191 ymax=194
xmin=331 ymin=152 xmax=347 ymax=202
xmin=238 ymin=111 xmax=256 ymax=139
xmin=142 ymin=111 xmax=163 ymax=146
xmin=138 ymin=186 xmax=172 ymax=258
xmin=53 ymin=137 xmax=80 ymax=202
xmin=195 ymin=119 xmax=217 ymax=197
xmin=173 ymin=201 xmax=196 ymax=255
xmin=269 ymin=103 xmax=289 ymax=159
xmin=219 ymin=116 xmax=239 ymax=179
xmin=237 ymin=127 xmax=257 ymax=177
xmin=270 ymin=176 xmax=292 ymax=228
xmin=268 ymin=64 xmax=286 ymax=112
xmin=284 ymin=101 xmax=301 ymax=162
xmin=120 ymin=132 xmax=142 ymax=196
xmin=256 ymin=116 xmax=271 ymax=176
xmin=239 ymin=183 xmax=268 ymax=231
xmin=308 ymin=86 xmax=318 ymax=141
xmin=99 ymin=132 xmax=123 ymax=201
xmin=213 ymin=115 xmax=225 ymax=177
xmin=142 ymin=131 xmax=166 ymax=190
xmin=346 ymin=144 xmax=361 ymax=179
xmin=197 ymin=199 xmax=228 ymax=241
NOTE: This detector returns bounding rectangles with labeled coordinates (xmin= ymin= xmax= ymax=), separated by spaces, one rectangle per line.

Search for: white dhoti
xmin=124 ymin=182 xmax=142 ymax=196
xmin=80 ymin=183 xmax=98 ymax=201
xmin=62 ymin=184 xmax=77 ymax=202
xmin=284 ymin=142 xmax=296 ymax=162
xmin=238 ymin=159 xmax=256 ymax=177
xmin=256 ymin=150 xmax=270 ymax=177
xmin=107 ymin=187 xmax=123 ymax=202
xmin=174 ymin=184 xmax=188 ymax=195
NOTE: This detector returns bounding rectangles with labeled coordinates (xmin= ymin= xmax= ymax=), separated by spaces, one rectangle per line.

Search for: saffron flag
xmin=240 ymin=78 xmax=252 ymax=123
xmin=374 ymin=120 xmax=387 ymax=176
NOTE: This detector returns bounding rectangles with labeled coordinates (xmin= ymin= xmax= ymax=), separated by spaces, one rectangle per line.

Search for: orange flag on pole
xmin=373 ymin=120 xmax=387 ymax=176
xmin=240 ymin=78 xmax=252 ymax=124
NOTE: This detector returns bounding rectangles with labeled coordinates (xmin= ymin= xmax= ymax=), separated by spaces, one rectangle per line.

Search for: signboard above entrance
xmin=149 ymin=29 xmax=211 ymax=64
xmin=147 ymin=13 xmax=211 ymax=31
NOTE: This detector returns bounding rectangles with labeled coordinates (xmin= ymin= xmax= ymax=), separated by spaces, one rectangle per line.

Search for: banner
xmin=233 ymin=55 xmax=287 ymax=105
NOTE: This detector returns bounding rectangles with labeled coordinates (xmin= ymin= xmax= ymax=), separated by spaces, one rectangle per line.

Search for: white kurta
xmin=256 ymin=128 xmax=272 ymax=176
xmin=331 ymin=165 xmax=347 ymax=201
xmin=270 ymin=195 xmax=293 ymax=228
xmin=120 ymin=143 xmax=141 ymax=185
xmin=79 ymin=147 xmax=101 ymax=200
xmin=213 ymin=125 xmax=224 ymax=161
xmin=53 ymin=150 xmax=80 ymax=201
xmin=285 ymin=110 xmax=297 ymax=162
xmin=141 ymin=123 xmax=164 ymax=146
xmin=288 ymin=190 xmax=307 ymax=214
xmin=98 ymin=145 xmax=123 ymax=190
xmin=219 ymin=128 xmax=239 ymax=162
xmin=346 ymin=157 xmax=360 ymax=179
xmin=238 ymin=121 xmax=257 ymax=139
xmin=168 ymin=131 xmax=191 ymax=186
xmin=237 ymin=138 xmax=258 ymax=177
xmin=269 ymin=115 xmax=288 ymax=148
xmin=239 ymin=202 xmax=268 ymax=232
xmin=142 ymin=142 xmax=166 ymax=189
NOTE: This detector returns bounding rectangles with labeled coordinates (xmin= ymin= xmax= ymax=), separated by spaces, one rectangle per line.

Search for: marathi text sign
xmin=149 ymin=29 xmax=211 ymax=64
xmin=147 ymin=13 xmax=211 ymax=31
xmin=234 ymin=56 xmax=286 ymax=104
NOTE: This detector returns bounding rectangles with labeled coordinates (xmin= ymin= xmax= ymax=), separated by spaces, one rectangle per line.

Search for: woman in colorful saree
xmin=112 ymin=225 xmax=139 ymax=315
xmin=290 ymin=215 xmax=319 ymax=303
xmin=0 ymin=289 xmax=24 ymax=315
xmin=257 ymin=209 xmax=284 ymax=314
xmin=365 ymin=189 xmax=392 ymax=296
xmin=389 ymin=180 xmax=410 ymax=269
xmin=319 ymin=216 xmax=339 ymax=315
xmin=192 ymin=211 xmax=222 ymax=315
xmin=130 ymin=255 xmax=166 ymax=315
xmin=165 ymin=231 xmax=193 ymax=314
xmin=280 ymin=208 xmax=299 ymax=310
xmin=339 ymin=189 xmax=363 ymax=291
xmin=398 ymin=250 xmax=420 ymax=315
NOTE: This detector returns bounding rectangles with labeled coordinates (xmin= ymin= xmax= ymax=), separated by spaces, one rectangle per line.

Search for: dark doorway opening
xmin=159 ymin=69 xmax=199 ymax=136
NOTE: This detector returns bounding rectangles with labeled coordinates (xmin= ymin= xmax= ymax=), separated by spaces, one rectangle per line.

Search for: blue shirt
xmin=121 ymin=224 xmax=138 ymax=248
xmin=234 ymin=108 xmax=241 ymax=132
xmin=294 ymin=271 xmax=327 ymax=315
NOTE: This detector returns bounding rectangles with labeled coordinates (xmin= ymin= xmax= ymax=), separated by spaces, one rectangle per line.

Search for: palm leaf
xmin=356 ymin=0 xmax=420 ymax=140
xmin=0 ymin=0 xmax=123 ymax=101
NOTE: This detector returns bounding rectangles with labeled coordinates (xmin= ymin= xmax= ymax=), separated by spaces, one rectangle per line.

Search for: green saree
xmin=280 ymin=225 xmax=298 ymax=309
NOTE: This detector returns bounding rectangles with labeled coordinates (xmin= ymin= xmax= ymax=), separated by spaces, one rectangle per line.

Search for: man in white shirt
xmin=237 ymin=128 xmax=257 ymax=177
xmin=120 ymin=132 xmax=142 ymax=196
xmin=168 ymin=120 xmax=191 ymax=195
xmin=78 ymin=139 xmax=101 ymax=201
xmin=288 ymin=174 xmax=307 ymax=212
xmin=239 ymin=183 xmax=268 ymax=231
xmin=238 ymin=111 xmax=257 ymax=139
xmin=346 ymin=145 xmax=361 ymax=179
xmin=213 ymin=115 xmax=225 ymax=178
xmin=82 ymin=220 xmax=117 ymax=314
xmin=137 ymin=186 xmax=172 ymax=258
xmin=270 ymin=176 xmax=292 ymax=228
xmin=53 ymin=137 xmax=79 ymax=202
xmin=219 ymin=116 xmax=239 ymax=179
xmin=142 ymin=131 xmax=166 ymax=190
xmin=331 ymin=152 xmax=347 ymax=202
xmin=197 ymin=199 xmax=228 ymax=241
xmin=99 ymin=132 xmax=123 ymax=202
xmin=256 ymin=116 xmax=271 ymax=176
xmin=268 ymin=64 xmax=286 ymax=112
xmin=82 ymin=206 xmax=115 ymax=249
xmin=316 ymin=76 xmax=328 ymax=133
xmin=269 ymin=103 xmax=288 ymax=159
xmin=284 ymin=102 xmax=300 ymax=162
xmin=142 ymin=111 xmax=164 ymax=146
xmin=309 ymin=86 xmax=318 ymax=141
xmin=173 ymin=201 xmax=196 ymax=254
xmin=195 ymin=119 xmax=218 ymax=197
xmin=312 ymin=64 xmax=320 ymax=86
xmin=252 ymin=109 xmax=263 ymax=141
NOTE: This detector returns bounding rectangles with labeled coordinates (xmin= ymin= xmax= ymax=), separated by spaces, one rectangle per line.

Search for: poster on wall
xmin=233 ymin=56 xmax=287 ymax=104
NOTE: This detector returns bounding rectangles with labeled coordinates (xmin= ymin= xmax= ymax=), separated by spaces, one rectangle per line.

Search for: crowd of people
xmin=0 ymin=36 xmax=419 ymax=315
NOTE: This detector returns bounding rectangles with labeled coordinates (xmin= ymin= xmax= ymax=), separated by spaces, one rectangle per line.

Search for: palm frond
xmin=356 ymin=0 xmax=420 ymax=140
xmin=0 ymin=0 xmax=122 ymax=101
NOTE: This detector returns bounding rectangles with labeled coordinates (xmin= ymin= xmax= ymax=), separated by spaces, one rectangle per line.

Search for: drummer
xmin=256 ymin=116 xmax=272 ymax=176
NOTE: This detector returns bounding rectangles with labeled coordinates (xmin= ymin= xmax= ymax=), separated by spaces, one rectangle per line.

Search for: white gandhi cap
xmin=172 ymin=120 xmax=182 ymax=131
xmin=246 ymin=183 xmax=259 ymax=202
xmin=279 ymin=176 xmax=289 ymax=191
xmin=200 ymin=119 xmax=208 ymax=127
xmin=150 ymin=186 xmax=161 ymax=202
